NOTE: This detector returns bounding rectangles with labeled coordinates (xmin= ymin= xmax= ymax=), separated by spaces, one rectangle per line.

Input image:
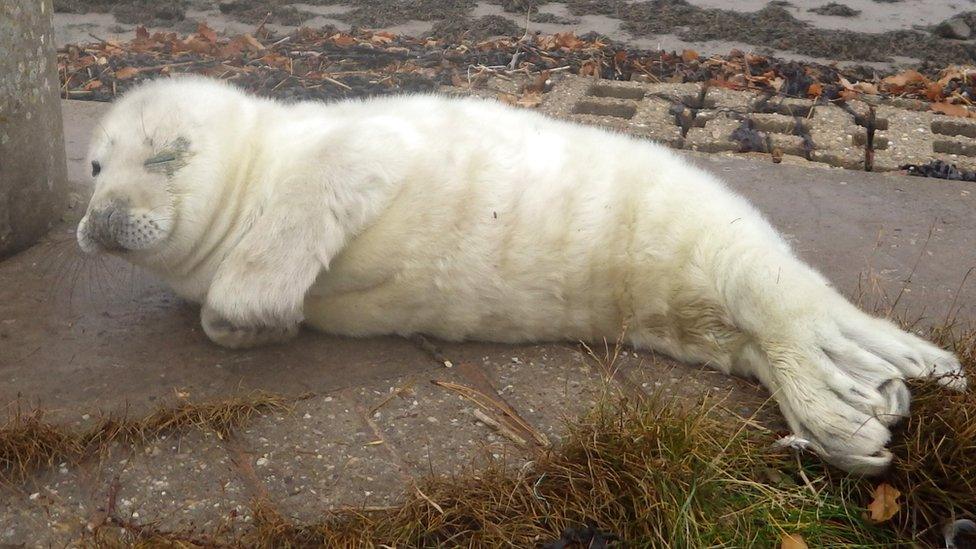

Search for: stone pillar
xmin=0 ymin=0 xmax=67 ymax=258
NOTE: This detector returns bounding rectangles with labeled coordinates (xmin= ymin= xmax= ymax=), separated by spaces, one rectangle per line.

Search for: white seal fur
xmin=79 ymin=76 xmax=967 ymax=474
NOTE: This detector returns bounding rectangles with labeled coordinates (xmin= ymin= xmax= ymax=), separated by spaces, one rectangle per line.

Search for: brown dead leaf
xmin=241 ymin=34 xmax=265 ymax=52
xmin=83 ymin=79 xmax=103 ymax=91
xmin=881 ymin=69 xmax=927 ymax=92
xmin=516 ymin=92 xmax=542 ymax=108
xmin=781 ymin=533 xmax=808 ymax=549
xmin=135 ymin=26 xmax=150 ymax=42
xmin=932 ymin=102 xmax=973 ymax=118
xmin=216 ymin=39 xmax=245 ymax=58
xmin=524 ymin=70 xmax=550 ymax=94
xmin=925 ymin=82 xmax=945 ymax=102
xmin=807 ymin=82 xmax=823 ymax=97
xmin=745 ymin=53 xmax=766 ymax=65
xmin=496 ymin=92 xmax=517 ymax=106
xmin=114 ymin=67 xmax=139 ymax=80
xmin=579 ymin=59 xmax=600 ymax=78
xmin=260 ymin=53 xmax=291 ymax=70
xmin=553 ymin=32 xmax=584 ymax=50
xmin=197 ymin=22 xmax=217 ymax=43
xmin=867 ymin=483 xmax=901 ymax=523
xmin=839 ymin=89 xmax=859 ymax=101
xmin=329 ymin=32 xmax=356 ymax=47
xmin=853 ymin=82 xmax=879 ymax=95
xmin=183 ymin=36 xmax=214 ymax=55
xmin=370 ymin=31 xmax=395 ymax=45
xmin=681 ymin=49 xmax=699 ymax=63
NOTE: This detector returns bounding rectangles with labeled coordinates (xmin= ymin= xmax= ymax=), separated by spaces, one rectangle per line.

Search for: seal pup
xmin=78 ymin=76 xmax=966 ymax=474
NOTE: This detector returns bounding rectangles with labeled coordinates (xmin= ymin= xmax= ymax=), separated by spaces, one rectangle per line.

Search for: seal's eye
xmin=91 ymin=160 xmax=101 ymax=177
xmin=144 ymin=152 xmax=178 ymax=166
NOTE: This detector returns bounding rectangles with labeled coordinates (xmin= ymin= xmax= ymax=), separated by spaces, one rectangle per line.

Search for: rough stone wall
xmin=0 ymin=0 xmax=67 ymax=258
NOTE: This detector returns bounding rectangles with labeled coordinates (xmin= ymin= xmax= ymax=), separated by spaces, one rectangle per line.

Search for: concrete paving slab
xmin=0 ymin=432 xmax=248 ymax=543
xmin=474 ymin=346 xmax=607 ymax=447
xmin=691 ymin=152 xmax=976 ymax=321
xmin=102 ymin=431 xmax=249 ymax=533
xmin=0 ymin=469 xmax=95 ymax=547
xmin=354 ymin=369 xmax=524 ymax=478
xmin=238 ymin=393 xmax=405 ymax=521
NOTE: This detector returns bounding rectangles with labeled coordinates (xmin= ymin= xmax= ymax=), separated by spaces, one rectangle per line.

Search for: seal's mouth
xmin=77 ymin=201 xmax=170 ymax=254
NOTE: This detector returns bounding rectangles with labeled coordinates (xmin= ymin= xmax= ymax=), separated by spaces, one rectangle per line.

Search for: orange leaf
xmin=516 ymin=92 xmax=542 ymax=108
xmin=197 ymin=22 xmax=217 ymax=43
xmin=579 ymin=59 xmax=600 ymax=78
xmin=881 ymin=69 xmax=927 ymax=92
xmin=853 ymin=82 xmax=879 ymax=95
xmin=114 ymin=66 xmax=139 ymax=80
xmin=867 ymin=483 xmax=901 ymax=523
xmin=83 ymin=79 xmax=103 ymax=91
xmin=932 ymin=102 xmax=972 ymax=118
xmin=524 ymin=69 xmax=550 ymax=94
xmin=259 ymin=53 xmax=291 ymax=70
xmin=370 ymin=31 xmax=395 ymax=45
xmin=781 ymin=533 xmax=808 ymax=549
xmin=329 ymin=32 xmax=356 ymax=46
xmin=183 ymin=36 xmax=214 ymax=54
xmin=496 ymin=92 xmax=517 ymax=106
xmin=554 ymin=32 xmax=584 ymax=50
xmin=925 ymin=82 xmax=945 ymax=102
xmin=745 ymin=53 xmax=766 ymax=65
xmin=240 ymin=33 xmax=265 ymax=52
xmin=807 ymin=82 xmax=823 ymax=97
xmin=681 ymin=49 xmax=699 ymax=62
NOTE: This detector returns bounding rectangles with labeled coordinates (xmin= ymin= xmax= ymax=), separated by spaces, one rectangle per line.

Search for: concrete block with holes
xmin=872 ymin=107 xmax=976 ymax=171
xmin=686 ymin=111 xmax=809 ymax=157
xmin=806 ymin=104 xmax=867 ymax=170
xmin=539 ymin=75 xmax=686 ymax=147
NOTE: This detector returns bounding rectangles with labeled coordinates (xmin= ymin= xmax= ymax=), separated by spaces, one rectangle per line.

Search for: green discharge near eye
xmin=144 ymin=136 xmax=192 ymax=177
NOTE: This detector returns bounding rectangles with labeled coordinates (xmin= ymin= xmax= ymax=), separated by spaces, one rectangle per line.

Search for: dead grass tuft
xmin=0 ymin=392 xmax=290 ymax=483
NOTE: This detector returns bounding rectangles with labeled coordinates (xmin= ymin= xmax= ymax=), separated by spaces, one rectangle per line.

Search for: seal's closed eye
xmin=144 ymin=152 xmax=178 ymax=166
xmin=143 ymin=136 xmax=192 ymax=176
xmin=91 ymin=160 xmax=101 ymax=177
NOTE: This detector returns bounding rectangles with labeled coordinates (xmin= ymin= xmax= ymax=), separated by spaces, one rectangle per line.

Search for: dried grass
xmin=0 ymin=392 xmax=290 ymax=484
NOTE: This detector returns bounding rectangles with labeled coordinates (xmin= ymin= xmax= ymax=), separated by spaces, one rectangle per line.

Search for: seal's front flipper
xmin=200 ymin=305 xmax=299 ymax=349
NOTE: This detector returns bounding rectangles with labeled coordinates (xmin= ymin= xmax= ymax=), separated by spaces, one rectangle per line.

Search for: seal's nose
xmin=87 ymin=200 xmax=129 ymax=251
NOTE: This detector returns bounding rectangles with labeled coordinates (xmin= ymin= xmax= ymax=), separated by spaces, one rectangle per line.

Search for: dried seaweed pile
xmin=59 ymin=24 xmax=976 ymax=116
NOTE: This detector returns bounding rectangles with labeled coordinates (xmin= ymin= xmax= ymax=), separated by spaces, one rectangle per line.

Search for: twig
xmin=472 ymin=408 xmax=528 ymax=447
xmin=368 ymin=380 xmax=416 ymax=417
xmin=322 ymin=75 xmax=352 ymax=90
xmin=414 ymin=484 xmax=445 ymax=514
xmin=433 ymin=380 xmax=550 ymax=448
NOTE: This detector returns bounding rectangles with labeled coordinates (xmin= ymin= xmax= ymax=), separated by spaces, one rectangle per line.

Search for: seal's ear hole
xmin=91 ymin=160 xmax=101 ymax=177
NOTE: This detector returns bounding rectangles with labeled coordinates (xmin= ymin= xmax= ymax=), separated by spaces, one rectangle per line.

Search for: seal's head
xmin=77 ymin=76 xmax=258 ymax=263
